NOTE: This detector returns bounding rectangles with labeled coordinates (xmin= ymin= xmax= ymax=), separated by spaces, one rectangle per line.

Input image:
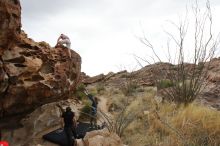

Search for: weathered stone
xmin=83 ymin=74 xmax=105 ymax=84
xmin=0 ymin=0 xmax=81 ymax=127
xmin=2 ymin=99 xmax=81 ymax=146
xmin=0 ymin=0 xmax=21 ymax=51
xmin=0 ymin=60 xmax=8 ymax=97
xmin=82 ymin=129 xmax=124 ymax=146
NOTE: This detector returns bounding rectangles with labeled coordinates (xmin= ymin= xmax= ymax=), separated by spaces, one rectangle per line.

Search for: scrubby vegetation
xmin=74 ymin=83 xmax=86 ymax=100
xmin=118 ymin=89 xmax=220 ymax=146
xmin=96 ymin=82 xmax=105 ymax=95
xmin=79 ymin=100 xmax=92 ymax=121
xmin=137 ymin=0 xmax=219 ymax=106
xmin=79 ymin=73 xmax=220 ymax=146
xmin=157 ymin=79 xmax=174 ymax=89
xmin=120 ymin=74 xmax=138 ymax=96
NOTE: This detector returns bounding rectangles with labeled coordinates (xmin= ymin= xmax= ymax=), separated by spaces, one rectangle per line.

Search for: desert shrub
xmin=137 ymin=0 xmax=219 ymax=106
xmin=136 ymin=87 xmax=145 ymax=92
xmin=87 ymin=87 xmax=98 ymax=95
xmin=77 ymin=83 xmax=86 ymax=91
xmin=81 ymin=103 xmax=91 ymax=114
xmin=96 ymin=83 xmax=105 ymax=94
xmin=101 ymin=101 xmax=140 ymax=137
xmin=74 ymin=83 xmax=87 ymax=100
xmin=157 ymin=79 xmax=174 ymax=89
xmin=109 ymin=95 xmax=127 ymax=112
xmin=120 ymin=74 xmax=128 ymax=78
xmin=79 ymin=101 xmax=92 ymax=121
xmin=120 ymin=81 xmax=138 ymax=96
xmin=112 ymin=89 xmax=120 ymax=94
xmin=75 ymin=90 xmax=86 ymax=100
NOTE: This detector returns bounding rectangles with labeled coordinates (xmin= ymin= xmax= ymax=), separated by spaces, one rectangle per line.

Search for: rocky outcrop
xmin=2 ymin=98 xmax=123 ymax=146
xmin=0 ymin=0 xmax=81 ymax=127
xmin=198 ymin=58 xmax=220 ymax=110
xmin=0 ymin=0 xmax=21 ymax=52
xmin=82 ymin=74 xmax=105 ymax=85
xmin=77 ymin=129 xmax=124 ymax=146
xmin=2 ymin=99 xmax=81 ymax=146
xmin=82 ymin=70 xmax=129 ymax=86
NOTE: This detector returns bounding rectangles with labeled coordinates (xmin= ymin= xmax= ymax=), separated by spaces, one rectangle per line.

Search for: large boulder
xmin=77 ymin=129 xmax=124 ymax=146
xmin=0 ymin=0 xmax=81 ymax=127
xmin=2 ymin=99 xmax=81 ymax=146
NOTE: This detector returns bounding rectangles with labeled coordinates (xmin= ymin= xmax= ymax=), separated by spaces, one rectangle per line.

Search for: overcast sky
xmin=20 ymin=0 xmax=220 ymax=76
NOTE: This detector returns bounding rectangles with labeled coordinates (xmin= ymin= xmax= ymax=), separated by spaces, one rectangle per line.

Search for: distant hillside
xmin=82 ymin=58 xmax=220 ymax=110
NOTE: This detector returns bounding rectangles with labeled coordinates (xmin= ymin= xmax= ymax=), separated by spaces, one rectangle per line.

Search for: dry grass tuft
xmin=171 ymin=104 xmax=220 ymax=146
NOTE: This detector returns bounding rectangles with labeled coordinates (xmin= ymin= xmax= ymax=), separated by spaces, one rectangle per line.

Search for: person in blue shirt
xmin=84 ymin=90 xmax=98 ymax=128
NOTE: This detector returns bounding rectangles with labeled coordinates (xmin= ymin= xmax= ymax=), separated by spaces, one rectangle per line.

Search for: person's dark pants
xmin=64 ymin=126 xmax=74 ymax=146
xmin=90 ymin=110 xmax=97 ymax=127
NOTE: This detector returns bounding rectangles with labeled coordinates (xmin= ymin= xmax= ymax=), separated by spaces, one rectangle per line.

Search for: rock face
xmin=2 ymin=99 xmax=81 ymax=146
xmin=0 ymin=0 xmax=81 ymax=127
xmin=198 ymin=58 xmax=220 ymax=110
xmin=0 ymin=0 xmax=21 ymax=52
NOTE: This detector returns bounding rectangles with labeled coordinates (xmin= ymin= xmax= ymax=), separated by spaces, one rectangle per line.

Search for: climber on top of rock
xmin=56 ymin=34 xmax=71 ymax=57
xmin=56 ymin=34 xmax=71 ymax=49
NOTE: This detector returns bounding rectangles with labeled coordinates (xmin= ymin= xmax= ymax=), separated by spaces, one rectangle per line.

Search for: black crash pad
xmin=43 ymin=122 xmax=101 ymax=146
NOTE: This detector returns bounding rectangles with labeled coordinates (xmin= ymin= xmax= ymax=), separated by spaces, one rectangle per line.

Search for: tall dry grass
xmin=88 ymin=84 xmax=220 ymax=146
xmin=114 ymin=88 xmax=220 ymax=146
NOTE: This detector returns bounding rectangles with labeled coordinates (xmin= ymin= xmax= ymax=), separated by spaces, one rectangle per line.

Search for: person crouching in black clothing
xmin=61 ymin=106 xmax=76 ymax=146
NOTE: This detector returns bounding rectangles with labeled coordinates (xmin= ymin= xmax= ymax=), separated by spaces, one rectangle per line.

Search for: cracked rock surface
xmin=0 ymin=0 xmax=81 ymax=128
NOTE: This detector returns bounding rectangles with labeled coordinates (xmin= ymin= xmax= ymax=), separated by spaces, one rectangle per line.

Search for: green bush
xmin=157 ymin=79 xmax=174 ymax=89
xmin=81 ymin=103 xmax=91 ymax=114
xmin=77 ymin=83 xmax=86 ymax=91
xmin=75 ymin=90 xmax=86 ymax=100
xmin=74 ymin=83 xmax=86 ymax=100
xmin=120 ymin=81 xmax=138 ymax=96
xmin=96 ymin=83 xmax=105 ymax=94
xmin=79 ymin=102 xmax=92 ymax=121
xmin=136 ymin=87 xmax=145 ymax=92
